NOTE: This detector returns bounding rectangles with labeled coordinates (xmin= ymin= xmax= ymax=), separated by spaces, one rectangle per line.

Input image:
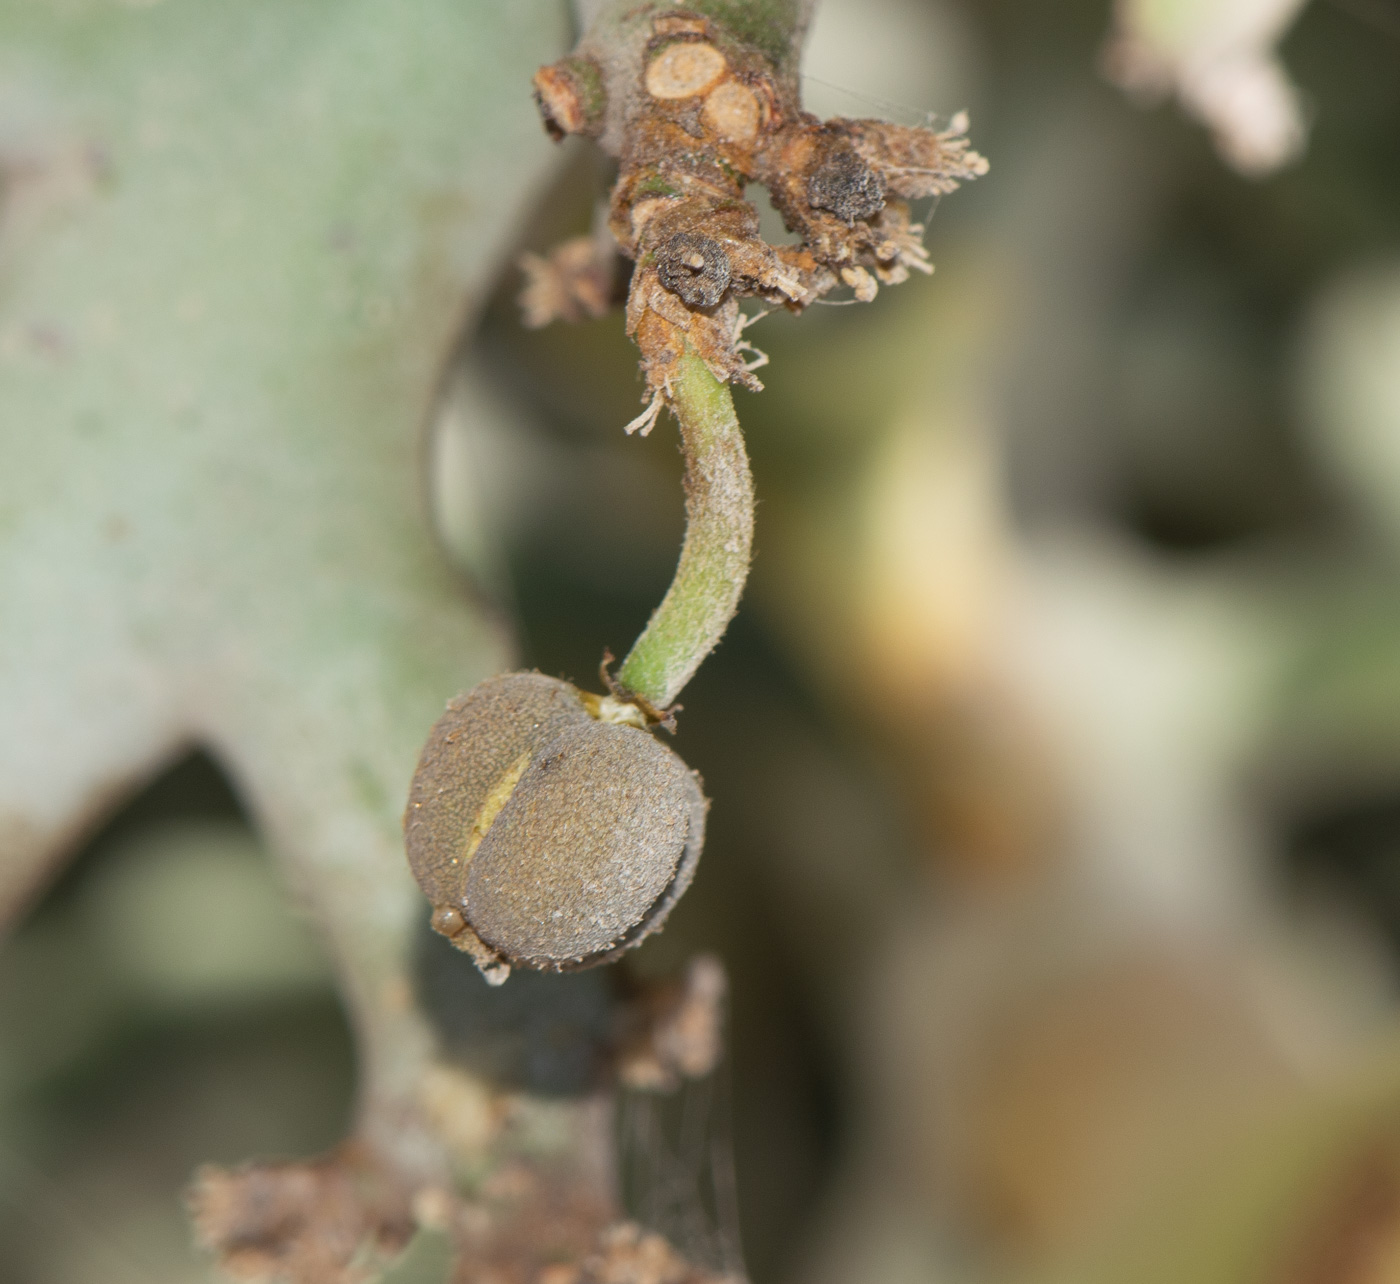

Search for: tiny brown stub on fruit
xmin=430 ymin=905 xmax=465 ymax=938
xmin=404 ymin=673 xmax=707 ymax=980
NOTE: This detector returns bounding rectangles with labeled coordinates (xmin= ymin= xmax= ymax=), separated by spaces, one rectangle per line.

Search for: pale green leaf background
xmin=0 ymin=0 xmax=565 ymax=1156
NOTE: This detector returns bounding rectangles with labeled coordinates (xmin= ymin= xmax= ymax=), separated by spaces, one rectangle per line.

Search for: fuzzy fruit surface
xmin=404 ymin=673 xmax=707 ymax=977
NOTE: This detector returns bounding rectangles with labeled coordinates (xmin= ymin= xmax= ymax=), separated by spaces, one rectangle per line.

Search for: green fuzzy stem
xmin=617 ymin=350 xmax=754 ymax=710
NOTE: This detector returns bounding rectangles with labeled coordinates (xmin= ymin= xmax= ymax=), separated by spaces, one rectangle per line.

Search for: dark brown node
xmin=656 ymin=230 xmax=731 ymax=307
xmin=806 ymin=146 xmax=887 ymax=226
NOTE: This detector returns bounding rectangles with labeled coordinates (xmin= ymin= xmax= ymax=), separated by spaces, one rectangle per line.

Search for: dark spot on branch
xmin=806 ymin=147 xmax=886 ymax=226
xmin=657 ymin=230 xmax=731 ymax=307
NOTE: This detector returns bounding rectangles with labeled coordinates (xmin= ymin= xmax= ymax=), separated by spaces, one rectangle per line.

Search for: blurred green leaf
xmin=0 ymin=0 xmax=567 ymax=1173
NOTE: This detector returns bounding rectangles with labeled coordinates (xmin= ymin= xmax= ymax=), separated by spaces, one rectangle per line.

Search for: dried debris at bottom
xmin=188 ymin=1148 xmax=416 ymax=1284
xmin=189 ymin=1148 xmax=736 ymax=1284
xmin=552 ymin=1221 xmax=740 ymax=1284
xmin=617 ymin=953 xmax=727 ymax=1092
xmin=189 ymin=959 xmax=736 ymax=1284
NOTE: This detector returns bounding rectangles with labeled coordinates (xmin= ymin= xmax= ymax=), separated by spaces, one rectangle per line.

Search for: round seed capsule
xmin=404 ymin=673 xmax=593 ymax=916
xmin=404 ymin=673 xmax=707 ymax=979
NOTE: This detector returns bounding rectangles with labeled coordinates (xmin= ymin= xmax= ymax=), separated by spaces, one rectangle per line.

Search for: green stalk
xmin=617 ymin=348 xmax=754 ymax=711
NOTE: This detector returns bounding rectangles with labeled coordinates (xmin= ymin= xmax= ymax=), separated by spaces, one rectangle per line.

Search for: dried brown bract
xmin=187 ymin=1148 xmax=415 ymax=1284
xmin=618 ymin=953 xmax=727 ymax=1091
xmin=526 ymin=6 xmax=987 ymax=406
xmin=570 ymin=1221 xmax=735 ymax=1284
xmin=519 ymin=233 xmax=617 ymax=328
xmin=404 ymin=673 xmax=707 ymax=983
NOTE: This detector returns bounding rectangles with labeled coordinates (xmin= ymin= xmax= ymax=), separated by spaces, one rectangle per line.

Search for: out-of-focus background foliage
xmin=5 ymin=0 xmax=1400 ymax=1280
